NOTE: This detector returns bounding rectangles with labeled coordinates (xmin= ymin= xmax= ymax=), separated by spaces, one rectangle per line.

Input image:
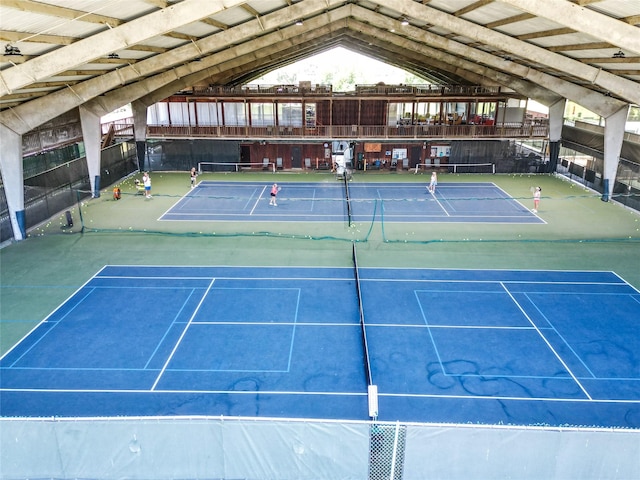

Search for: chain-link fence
xmin=369 ymin=423 xmax=406 ymax=480
xmin=557 ymin=146 xmax=639 ymax=210
xmin=0 ymin=141 xmax=138 ymax=243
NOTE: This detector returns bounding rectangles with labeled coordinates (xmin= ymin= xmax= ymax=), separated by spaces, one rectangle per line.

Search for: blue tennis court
xmin=159 ymin=181 xmax=544 ymax=224
xmin=2 ymin=265 xmax=638 ymax=427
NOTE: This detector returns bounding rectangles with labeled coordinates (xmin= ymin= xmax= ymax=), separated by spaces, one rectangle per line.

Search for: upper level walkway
xmin=145 ymin=83 xmax=549 ymax=141
xmin=146 ymin=122 xmax=549 ymax=141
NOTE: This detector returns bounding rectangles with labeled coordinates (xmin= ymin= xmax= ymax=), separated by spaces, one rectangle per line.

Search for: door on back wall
xmin=240 ymin=145 xmax=251 ymax=164
xmin=292 ymin=146 xmax=302 ymax=168
xmin=411 ymin=146 xmax=422 ymax=168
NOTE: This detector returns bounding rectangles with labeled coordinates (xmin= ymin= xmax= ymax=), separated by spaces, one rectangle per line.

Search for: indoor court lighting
xmin=4 ymin=44 xmax=22 ymax=56
xmin=401 ymin=17 xmax=409 ymax=26
xmin=107 ymin=52 xmax=120 ymax=59
xmin=295 ymin=19 xmax=303 ymax=26
xmin=612 ymin=50 xmax=625 ymax=58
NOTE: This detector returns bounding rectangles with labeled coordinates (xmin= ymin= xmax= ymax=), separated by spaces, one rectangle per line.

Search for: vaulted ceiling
xmin=1 ymin=0 xmax=638 ymax=134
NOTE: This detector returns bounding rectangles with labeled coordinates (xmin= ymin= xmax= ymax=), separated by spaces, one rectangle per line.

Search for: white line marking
xmin=500 ymin=282 xmax=592 ymax=400
xmin=249 ymin=185 xmax=267 ymax=215
xmin=150 ymin=278 xmax=216 ymax=391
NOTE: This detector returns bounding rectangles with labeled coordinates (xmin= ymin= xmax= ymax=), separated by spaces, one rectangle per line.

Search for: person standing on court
xmin=269 ymin=183 xmax=279 ymax=206
xmin=533 ymin=186 xmax=541 ymax=213
xmin=428 ymin=171 xmax=438 ymax=193
xmin=190 ymin=167 xmax=197 ymax=188
xmin=142 ymin=172 xmax=152 ymax=198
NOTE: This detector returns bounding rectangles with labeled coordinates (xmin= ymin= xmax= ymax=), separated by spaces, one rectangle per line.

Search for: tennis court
xmin=2 ymin=261 xmax=638 ymax=428
xmin=3 ymin=171 xmax=640 ymax=478
xmin=159 ymin=180 xmax=544 ymax=224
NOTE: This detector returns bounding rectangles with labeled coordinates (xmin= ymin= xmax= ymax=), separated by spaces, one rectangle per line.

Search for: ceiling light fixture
xmin=295 ymin=19 xmax=303 ymax=26
xmin=612 ymin=50 xmax=625 ymax=59
xmin=4 ymin=44 xmax=22 ymax=56
xmin=108 ymin=52 xmax=120 ymax=59
xmin=401 ymin=17 xmax=409 ymax=26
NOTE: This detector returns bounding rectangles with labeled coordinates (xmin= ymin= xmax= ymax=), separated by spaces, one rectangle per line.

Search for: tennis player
xmin=533 ymin=186 xmax=541 ymax=213
xmin=270 ymin=183 xmax=279 ymax=206
xmin=142 ymin=172 xmax=152 ymax=198
xmin=428 ymin=171 xmax=438 ymax=193
xmin=190 ymin=167 xmax=197 ymax=188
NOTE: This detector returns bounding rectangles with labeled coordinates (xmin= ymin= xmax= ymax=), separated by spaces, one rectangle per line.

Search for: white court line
xmin=379 ymin=392 xmax=639 ymax=404
xmin=500 ymin=282 xmax=592 ymax=400
xmin=150 ymin=278 xmax=216 ymax=391
xmin=360 ymin=278 xmax=627 ymax=286
xmin=0 ymin=387 xmax=368 ymax=396
xmin=2 ymin=387 xmax=638 ymax=404
xmin=249 ymin=185 xmax=267 ymax=215
xmin=431 ymin=192 xmax=451 ymax=216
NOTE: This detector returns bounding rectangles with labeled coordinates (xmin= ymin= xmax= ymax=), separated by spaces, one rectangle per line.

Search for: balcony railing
xmin=185 ymin=84 xmax=505 ymax=98
xmin=147 ymin=122 xmax=548 ymax=140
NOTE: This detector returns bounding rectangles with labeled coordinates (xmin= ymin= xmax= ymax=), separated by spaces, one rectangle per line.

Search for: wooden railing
xmin=147 ymin=122 xmax=548 ymax=140
xmin=186 ymin=83 xmax=504 ymax=97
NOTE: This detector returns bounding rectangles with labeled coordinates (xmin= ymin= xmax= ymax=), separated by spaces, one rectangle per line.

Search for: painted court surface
xmin=1 ymin=265 xmax=638 ymax=428
xmin=160 ymin=181 xmax=544 ymax=224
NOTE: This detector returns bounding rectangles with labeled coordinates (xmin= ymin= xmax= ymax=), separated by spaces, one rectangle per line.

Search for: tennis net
xmin=413 ymin=162 xmax=495 ymax=174
xmin=352 ymin=242 xmax=373 ymax=386
xmin=343 ymin=173 xmax=353 ymax=226
xmin=198 ymin=161 xmax=276 ymax=173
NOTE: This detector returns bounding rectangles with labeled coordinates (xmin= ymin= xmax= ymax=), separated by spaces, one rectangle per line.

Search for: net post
xmin=492 ymin=163 xmax=496 ymax=174
xmin=368 ymin=385 xmax=378 ymax=418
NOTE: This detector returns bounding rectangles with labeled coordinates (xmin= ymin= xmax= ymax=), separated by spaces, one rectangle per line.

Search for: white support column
xmin=79 ymin=106 xmax=103 ymax=197
xmin=548 ymin=99 xmax=565 ymax=143
xmin=547 ymin=98 xmax=566 ymax=172
xmin=602 ymin=105 xmax=629 ymax=201
xmin=0 ymin=124 xmax=25 ymax=241
xmin=131 ymin=100 xmax=149 ymax=171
